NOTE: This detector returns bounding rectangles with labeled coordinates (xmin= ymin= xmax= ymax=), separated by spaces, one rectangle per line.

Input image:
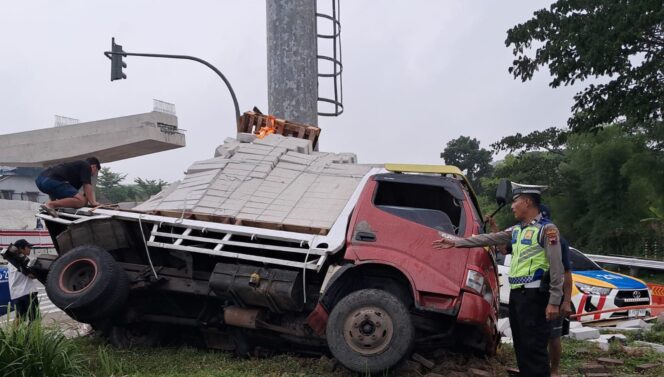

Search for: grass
xmin=75 ymin=336 xmax=352 ymax=377
xmin=495 ymin=332 xmax=664 ymax=377
xmin=628 ymin=321 xmax=664 ymax=345
xmin=0 ymin=320 xmax=88 ymax=377
xmin=2 ymin=318 xmax=663 ymax=376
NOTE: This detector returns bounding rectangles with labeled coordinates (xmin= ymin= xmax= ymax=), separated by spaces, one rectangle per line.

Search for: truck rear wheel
xmin=326 ymin=289 xmax=414 ymax=373
xmin=46 ymin=245 xmax=128 ymax=322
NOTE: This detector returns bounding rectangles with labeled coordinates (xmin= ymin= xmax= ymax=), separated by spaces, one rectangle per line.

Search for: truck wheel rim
xmin=343 ymin=306 xmax=394 ymax=355
xmin=59 ymin=258 xmax=98 ymax=294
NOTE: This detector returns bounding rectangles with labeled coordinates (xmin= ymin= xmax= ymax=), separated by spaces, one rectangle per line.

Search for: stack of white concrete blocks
xmin=134 ymin=134 xmax=372 ymax=232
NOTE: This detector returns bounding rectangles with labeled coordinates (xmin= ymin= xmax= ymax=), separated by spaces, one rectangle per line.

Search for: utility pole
xmin=266 ymin=0 xmax=318 ymax=126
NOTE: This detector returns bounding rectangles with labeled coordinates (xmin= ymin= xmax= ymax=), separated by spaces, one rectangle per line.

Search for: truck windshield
xmin=373 ymin=180 xmax=463 ymax=234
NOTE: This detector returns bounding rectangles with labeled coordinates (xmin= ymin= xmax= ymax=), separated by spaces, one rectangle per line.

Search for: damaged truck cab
xmin=31 ymin=164 xmax=498 ymax=374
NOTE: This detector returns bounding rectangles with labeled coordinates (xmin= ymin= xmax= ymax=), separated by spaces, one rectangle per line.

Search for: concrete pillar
xmin=266 ymin=0 xmax=318 ymax=126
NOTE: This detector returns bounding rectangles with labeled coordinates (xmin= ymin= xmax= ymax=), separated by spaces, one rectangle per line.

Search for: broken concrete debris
xmin=596 ymin=357 xmax=624 ymax=366
xmin=499 ymin=315 xmax=658 ymax=356
xmin=615 ymin=318 xmax=653 ymax=330
xmin=589 ymin=333 xmax=628 ymax=351
xmin=633 ymin=340 xmax=664 ymax=353
xmin=412 ymin=352 xmax=435 ymax=370
xmin=578 ymin=362 xmax=609 ymax=374
xmin=635 ymin=363 xmax=661 ymax=372
xmin=570 ymin=326 xmax=601 ymax=340
xmin=135 ymin=133 xmax=372 ymax=232
xmin=396 ymin=359 xmax=423 ymax=374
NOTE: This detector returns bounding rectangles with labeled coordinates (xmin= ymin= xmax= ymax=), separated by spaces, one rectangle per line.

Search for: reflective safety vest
xmin=508 ymin=220 xmax=550 ymax=289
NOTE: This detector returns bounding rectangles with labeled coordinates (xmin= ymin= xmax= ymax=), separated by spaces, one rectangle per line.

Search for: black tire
xmin=326 ymin=289 xmax=414 ymax=374
xmin=109 ymin=323 xmax=162 ymax=348
xmin=46 ymin=245 xmax=128 ymax=322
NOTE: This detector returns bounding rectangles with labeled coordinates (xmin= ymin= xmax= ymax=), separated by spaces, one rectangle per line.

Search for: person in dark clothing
xmin=7 ymin=239 xmax=39 ymax=323
xmin=540 ymin=205 xmax=573 ymax=377
xmin=35 ymin=157 xmax=101 ymax=213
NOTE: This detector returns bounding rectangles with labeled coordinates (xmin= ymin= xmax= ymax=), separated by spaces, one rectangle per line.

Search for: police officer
xmin=433 ymin=183 xmax=564 ymax=377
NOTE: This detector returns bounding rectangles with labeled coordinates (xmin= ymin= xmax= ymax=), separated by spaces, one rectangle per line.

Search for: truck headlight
xmin=466 ymin=270 xmax=484 ymax=294
xmin=575 ymin=282 xmax=611 ymax=296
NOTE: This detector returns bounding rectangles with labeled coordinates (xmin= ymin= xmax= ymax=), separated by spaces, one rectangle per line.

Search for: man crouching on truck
xmin=433 ymin=183 xmax=564 ymax=377
xmin=36 ymin=157 xmax=101 ymax=216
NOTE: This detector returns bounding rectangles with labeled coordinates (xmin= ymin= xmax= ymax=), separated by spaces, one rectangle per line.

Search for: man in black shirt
xmin=35 ymin=157 xmax=101 ymax=213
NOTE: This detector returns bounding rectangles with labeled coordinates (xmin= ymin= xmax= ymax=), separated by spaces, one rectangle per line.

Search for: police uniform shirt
xmin=452 ymin=215 xmax=564 ymax=306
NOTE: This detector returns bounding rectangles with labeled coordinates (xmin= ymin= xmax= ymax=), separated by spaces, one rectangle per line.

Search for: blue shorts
xmin=35 ymin=176 xmax=79 ymax=200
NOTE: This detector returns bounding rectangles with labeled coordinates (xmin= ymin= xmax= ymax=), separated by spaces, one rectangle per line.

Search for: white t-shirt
xmin=7 ymin=263 xmax=38 ymax=299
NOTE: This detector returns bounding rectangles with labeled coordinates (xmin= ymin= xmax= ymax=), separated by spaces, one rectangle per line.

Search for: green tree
xmin=491 ymin=127 xmax=568 ymax=155
xmin=134 ymin=177 xmax=168 ymax=200
xmin=506 ymin=0 xmax=664 ymax=148
xmin=552 ymin=126 xmax=663 ymax=255
xmin=96 ymin=168 xmax=138 ymax=204
xmin=97 ymin=167 xmax=126 ymax=191
xmin=441 ymin=136 xmax=494 ymax=194
xmin=480 ymin=151 xmax=564 ymax=228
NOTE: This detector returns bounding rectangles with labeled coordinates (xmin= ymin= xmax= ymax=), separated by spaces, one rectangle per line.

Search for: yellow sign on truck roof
xmin=385 ymin=163 xmax=463 ymax=175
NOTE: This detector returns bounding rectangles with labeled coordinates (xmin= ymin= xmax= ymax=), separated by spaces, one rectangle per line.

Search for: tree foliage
xmin=506 ymin=0 xmax=664 ymax=148
xmin=134 ymin=177 xmax=168 ymax=198
xmin=441 ymin=136 xmax=494 ymax=194
xmin=491 ymin=127 xmax=568 ymax=155
xmin=97 ymin=168 xmax=126 ymax=191
xmin=96 ymin=168 xmax=167 ymax=204
xmin=551 ymin=126 xmax=663 ymax=254
xmin=479 ymin=126 xmax=664 ymax=256
xmin=480 ymin=151 xmax=565 ymax=228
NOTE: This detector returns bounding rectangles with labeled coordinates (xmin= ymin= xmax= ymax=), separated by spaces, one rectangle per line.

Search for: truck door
xmin=345 ymin=174 xmax=472 ymax=298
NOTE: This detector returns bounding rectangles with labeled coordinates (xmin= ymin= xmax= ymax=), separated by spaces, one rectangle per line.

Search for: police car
xmin=498 ymin=247 xmax=652 ymax=322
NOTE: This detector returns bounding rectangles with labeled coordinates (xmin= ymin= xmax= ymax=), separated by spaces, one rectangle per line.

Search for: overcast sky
xmin=0 ymin=0 xmax=579 ymax=182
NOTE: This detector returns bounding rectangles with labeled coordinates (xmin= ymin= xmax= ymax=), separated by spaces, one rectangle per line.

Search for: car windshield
xmin=569 ymin=248 xmax=602 ymax=271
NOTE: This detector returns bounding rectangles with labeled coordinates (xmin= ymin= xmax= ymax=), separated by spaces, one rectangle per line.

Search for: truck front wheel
xmin=326 ymin=289 xmax=414 ymax=373
xmin=45 ymin=245 xmax=128 ymax=322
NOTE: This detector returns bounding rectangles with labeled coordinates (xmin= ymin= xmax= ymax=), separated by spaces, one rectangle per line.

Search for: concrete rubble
xmin=135 ymin=134 xmax=374 ymax=232
xmin=615 ymin=318 xmax=652 ymax=330
xmin=589 ymin=333 xmax=627 ymax=351
xmin=570 ymin=326 xmax=601 ymax=340
xmin=395 ymin=348 xmax=495 ymax=377
xmin=633 ymin=340 xmax=664 ymax=353
xmin=498 ymin=315 xmax=659 ymax=353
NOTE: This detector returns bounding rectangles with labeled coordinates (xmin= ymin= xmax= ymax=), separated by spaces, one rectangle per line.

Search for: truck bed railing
xmin=36 ymin=168 xmax=382 ymax=272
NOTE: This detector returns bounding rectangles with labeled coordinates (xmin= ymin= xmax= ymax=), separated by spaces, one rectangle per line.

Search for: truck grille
xmin=614 ymin=289 xmax=650 ymax=308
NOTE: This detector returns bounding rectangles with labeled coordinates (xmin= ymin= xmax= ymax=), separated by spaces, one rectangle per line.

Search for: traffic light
xmin=110 ymin=38 xmax=127 ymax=81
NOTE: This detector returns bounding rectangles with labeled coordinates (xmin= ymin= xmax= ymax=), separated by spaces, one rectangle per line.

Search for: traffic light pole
xmin=104 ymin=48 xmax=241 ymax=125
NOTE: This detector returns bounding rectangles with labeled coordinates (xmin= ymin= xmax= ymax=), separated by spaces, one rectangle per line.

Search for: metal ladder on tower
xmin=316 ymin=0 xmax=344 ymax=117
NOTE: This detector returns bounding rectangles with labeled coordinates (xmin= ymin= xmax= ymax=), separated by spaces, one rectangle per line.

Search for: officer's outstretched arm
xmin=453 ymin=231 xmax=512 ymax=248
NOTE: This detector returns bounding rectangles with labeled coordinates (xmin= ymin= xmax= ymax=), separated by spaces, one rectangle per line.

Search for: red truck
xmin=28 ymin=163 xmax=499 ymax=373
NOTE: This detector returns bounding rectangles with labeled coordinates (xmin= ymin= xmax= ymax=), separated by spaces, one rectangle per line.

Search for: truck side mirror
xmin=495 ymin=179 xmax=512 ymax=206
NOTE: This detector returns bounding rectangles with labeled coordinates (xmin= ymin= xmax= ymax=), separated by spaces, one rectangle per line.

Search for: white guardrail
xmin=586 ymin=254 xmax=664 ymax=272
